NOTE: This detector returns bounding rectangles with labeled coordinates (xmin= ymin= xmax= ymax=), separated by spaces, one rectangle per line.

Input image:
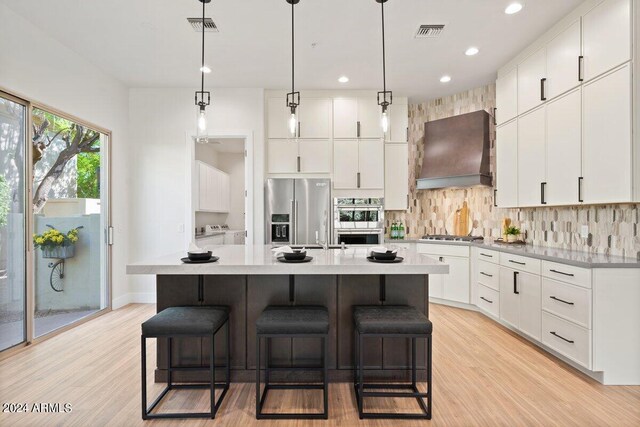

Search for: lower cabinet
xmin=477 ymin=284 xmax=500 ymax=318
xmin=541 ymin=311 xmax=592 ymax=368
xmin=499 ymin=267 xmax=541 ymax=341
xmin=418 ymin=244 xmax=470 ymax=304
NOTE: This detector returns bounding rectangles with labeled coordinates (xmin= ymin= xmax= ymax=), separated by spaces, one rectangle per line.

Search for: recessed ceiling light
xmin=465 ymin=47 xmax=480 ymax=56
xmin=440 ymin=75 xmax=452 ymax=83
xmin=505 ymin=2 xmax=523 ymax=14
xmin=338 ymin=76 xmax=349 ymax=83
xmin=200 ymin=66 xmax=211 ymax=73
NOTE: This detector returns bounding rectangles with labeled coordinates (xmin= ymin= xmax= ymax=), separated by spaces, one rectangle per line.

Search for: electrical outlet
xmin=580 ymin=225 xmax=589 ymax=239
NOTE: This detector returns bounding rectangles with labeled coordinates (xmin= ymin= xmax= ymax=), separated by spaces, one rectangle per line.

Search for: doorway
xmin=185 ymin=131 xmax=254 ymax=247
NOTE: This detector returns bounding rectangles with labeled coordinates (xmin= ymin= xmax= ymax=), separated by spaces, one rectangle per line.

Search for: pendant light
xmin=286 ymin=0 xmax=301 ymax=138
xmin=195 ymin=0 xmax=211 ymax=143
xmin=376 ymin=0 xmax=392 ymax=134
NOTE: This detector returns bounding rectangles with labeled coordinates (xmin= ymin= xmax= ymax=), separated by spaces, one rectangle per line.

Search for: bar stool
xmin=353 ymin=305 xmax=432 ymax=419
xmin=255 ymin=305 xmax=329 ymax=420
xmin=141 ymin=306 xmax=230 ymax=420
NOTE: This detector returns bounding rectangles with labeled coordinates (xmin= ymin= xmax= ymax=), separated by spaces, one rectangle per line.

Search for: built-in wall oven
xmin=333 ymin=198 xmax=384 ymax=245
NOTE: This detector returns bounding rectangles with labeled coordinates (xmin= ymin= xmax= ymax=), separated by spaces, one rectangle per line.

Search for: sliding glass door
xmin=0 ymin=93 xmax=27 ymax=351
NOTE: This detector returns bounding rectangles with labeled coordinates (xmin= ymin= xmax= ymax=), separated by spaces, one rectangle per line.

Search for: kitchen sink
xmin=288 ymin=245 xmax=348 ymax=250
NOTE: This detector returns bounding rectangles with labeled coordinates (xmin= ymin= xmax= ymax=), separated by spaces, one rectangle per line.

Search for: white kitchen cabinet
xmin=267 ymin=139 xmax=298 ymax=173
xmin=546 ymin=88 xmax=582 ymax=205
xmin=196 ymin=161 xmax=229 ymax=213
xmin=388 ymin=103 xmax=408 ymax=142
xmin=582 ymin=64 xmax=632 ymax=203
xmin=517 ymin=106 xmax=546 ymax=207
xmin=358 ymin=98 xmax=383 ymax=138
xmin=441 ymin=255 xmax=470 ymax=304
xmin=496 ymin=120 xmax=518 ymax=207
xmin=496 ymin=68 xmax=518 ymax=125
xmin=582 ymin=0 xmax=631 ymax=82
xmin=518 ymin=47 xmax=547 ymax=115
xmin=499 ymin=267 xmax=542 ymax=341
xmin=298 ymin=139 xmax=331 ymax=173
xmin=384 ymin=143 xmax=408 ymax=210
xmin=358 ymin=138 xmax=384 ymax=189
xmin=546 ymin=19 xmax=582 ymax=99
xmin=333 ymin=139 xmax=383 ymax=190
xmin=298 ymin=98 xmax=332 ymax=139
xmin=267 ymin=98 xmax=291 ymax=139
xmin=268 ymin=139 xmax=331 ymax=174
xmin=333 ymin=139 xmax=359 ymax=189
xmin=333 ymin=98 xmax=359 ymax=138
xmin=197 ymin=234 xmax=225 ymax=247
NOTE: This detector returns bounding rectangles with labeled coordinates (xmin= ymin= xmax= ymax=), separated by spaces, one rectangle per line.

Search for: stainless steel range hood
xmin=417 ymin=109 xmax=492 ymax=190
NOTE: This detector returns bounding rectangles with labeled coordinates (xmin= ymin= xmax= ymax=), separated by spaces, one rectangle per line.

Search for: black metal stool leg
xmin=167 ymin=337 xmax=172 ymax=389
xmin=427 ymin=334 xmax=432 ymax=420
xmin=323 ymin=336 xmax=328 ymax=419
xmin=210 ymin=333 xmax=215 ymax=418
xmin=358 ymin=331 xmax=364 ymax=419
xmin=255 ymin=334 xmax=261 ymax=418
xmin=411 ymin=337 xmax=417 ymax=388
xmin=141 ymin=336 xmax=147 ymax=420
xmin=226 ymin=320 xmax=231 ymax=389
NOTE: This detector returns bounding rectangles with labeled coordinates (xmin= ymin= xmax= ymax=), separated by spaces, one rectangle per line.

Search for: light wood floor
xmin=1 ymin=303 xmax=639 ymax=427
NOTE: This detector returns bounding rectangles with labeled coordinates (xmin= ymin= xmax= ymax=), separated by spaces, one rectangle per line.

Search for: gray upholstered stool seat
xmin=256 ymin=306 xmax=329 ymax=335
xmin=353 ymin=305 xmax=432 ymax=335
xmin=142 ymin=306 xmax=229 ymax=337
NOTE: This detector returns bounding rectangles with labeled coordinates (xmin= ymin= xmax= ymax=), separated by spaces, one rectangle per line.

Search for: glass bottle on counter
xmin=390 ymin=222 xmax=397 ymax=239
xmin=399 ymin=222 xmax=405 ymax=240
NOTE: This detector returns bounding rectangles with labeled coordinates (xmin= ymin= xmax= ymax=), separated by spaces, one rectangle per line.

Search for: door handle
xmin=290 ymin=199 xmax=296 ymax=244
xmin=540 ymin=78 xmax=547 ymax=101
xmin=541 ymin=182 xmax=547 ymax=205
xmin=550 ymin=296 xmax=574 ymax=306
xmin=439 ymin=257 xmax=444 ymax=262
xmin=480 ymin=296 xmax=493 ymax=304
xmin=578 ymin=56 xmax=584 ymax=82
xmin=578 ymin=177 xmax=584 ymax=203
xmin=550 ymin=331 xmax=574 ymax=344
xmin=406 ymin=194 xmax=409 ymax=209
xmin=297 ymin=156 xmax=301 ymax=172
xmin=549 ymin=269 xmax=574 ymax=277
xmin=513 ymin=271 xmax=519 ymax=294
xmin=493 ymin=107 xmax=497 ymax=125
xmin=357 ymin=121 xmax=361 ymax=138
xmin=297 ymin=121 xmax=301 ymax=138
xmin=509 ymin=259 xmax=525 ymax=266
xmin=493 ymin=189 xmax=498 ymax=207
xmin=480 ymin=272 xmax=493 ymax=278
xmin=480 ymin=253 xmax=493 ymax=258
xmin=357 ymin=172 xmax=361 ymax=188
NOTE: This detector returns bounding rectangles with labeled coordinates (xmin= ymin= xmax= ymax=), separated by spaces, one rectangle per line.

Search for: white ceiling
xmin=2 ymin=0 xmax=582 ymax=101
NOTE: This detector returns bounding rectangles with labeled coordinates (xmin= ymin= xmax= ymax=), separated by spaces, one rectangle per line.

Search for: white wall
xmin=128 ymin=87 xmax=264 ymax=301
xmin=0 ymin=3 xmax=131 ymax=309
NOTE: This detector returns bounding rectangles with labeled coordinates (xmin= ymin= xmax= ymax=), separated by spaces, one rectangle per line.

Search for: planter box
xmin=42 ymin=245 xmax=75 ymax=259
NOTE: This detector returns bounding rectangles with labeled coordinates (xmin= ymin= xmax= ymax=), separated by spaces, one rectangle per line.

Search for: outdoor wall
xmin=0 ymin=3 xmax=131 ymax=308
xmin=128 ymin=87 xmax=264 ymax=302
xmin=34 ymin=215 xmax=101 ymax=311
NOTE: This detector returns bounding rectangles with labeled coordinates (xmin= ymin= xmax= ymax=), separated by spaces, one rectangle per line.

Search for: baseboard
xmin=111 ymin=293 xmax=131 ymax=310
xmin=429 ymin=298 xmax=478 ymax=311
xmin=130 ymin=292 xmax=156 ymax=304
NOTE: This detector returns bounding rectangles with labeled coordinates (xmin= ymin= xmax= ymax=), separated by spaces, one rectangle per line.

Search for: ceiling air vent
xmin=187 ymin=17 xmax=219 ymax=32
xmin=415 ymin=24 xmax=445 ymax=38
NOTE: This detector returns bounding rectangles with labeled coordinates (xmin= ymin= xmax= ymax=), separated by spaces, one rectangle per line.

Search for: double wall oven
xmin=333 ymin=198 xmax=384 ymax=245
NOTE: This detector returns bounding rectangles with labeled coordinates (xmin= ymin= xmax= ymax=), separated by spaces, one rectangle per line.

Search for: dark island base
xmin=154 ymin=274 xmax=429 ymax=383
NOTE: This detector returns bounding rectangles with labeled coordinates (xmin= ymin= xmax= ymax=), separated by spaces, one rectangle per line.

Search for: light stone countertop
xmin=126 ymin=245 xmax=450 ymax=276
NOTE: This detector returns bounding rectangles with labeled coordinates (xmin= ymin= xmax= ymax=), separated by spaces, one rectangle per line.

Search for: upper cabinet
xmin=196 ymin=161 xmax=230 ymax=213
xmin=517 ymin=47 xmax=546 ymax=115
xmin=496 ymin=68 xmax=518 ymax=125
xmin=267 ymin=139 xmax=331 ymax=174
xmin=517 ymin=107 xmax=546 ymax=207
xmin=267 ymin=97 xmax=332 ymax=139
xmin=546 ymin=19 xmax=582 ymax=99
xmin=496 ymin=120 xmax=518 ymax=208
xmin=388 ymin=103 xmax=409 ymax=142
xmin=582 ymin=0 xmax=631 ymax=82
xmin=384 ymin=143 xmax=409 ymax=210
xmin=333 ymin=97 xmax=383 ymax=139
xmin=333 ymin=139 xmax=384 ymax=190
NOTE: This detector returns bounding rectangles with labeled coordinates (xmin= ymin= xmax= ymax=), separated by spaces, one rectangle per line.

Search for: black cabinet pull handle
xmin=494 ymin=189 xmax=498 ymax=207
xmin=578 ymin=56 xmax=584 ymax=82
xmin=480 ymin=272 xmax=493 ymax=278
xmin=540 ymin=78 xmax=547 ymax=101
xmin=357 ymin=121 xmax=361 ymax=138
xmin=513 ymin=271 xmax=519 ymax=294
xmin=357 ymin=172 xmax=361 ymax=188
xmin=549 ymin=269 xmax=574 ymax=277
xmin=439 ymin=257 xmax=444 ymax=262
xmin=480 ymin=253 xmax=493 ymax=258
xmin=297 ymin=156 xmax=301 ymax=172
xmin=550 ymin=296 xmax=575 ymax=306
xmin=550 ymin=331 xmax=574 ymax=344
xmin=509 ymin=259 xmax=525 ymax=266
xmin=298 ymin=121 xmax=301 ymax=138
xmin=578 ymin=177 xmax=584 ymax=203
xmin=541 ymin=182 xmax=547 ymax=205
xmin=480 ymin=296 xmax=493 ymax=304
xmin=493 ymin=107 xmax=497 ymax=125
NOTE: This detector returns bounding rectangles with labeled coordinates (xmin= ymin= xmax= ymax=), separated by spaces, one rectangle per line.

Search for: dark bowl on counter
xmin=187 ymin=251 xmax=213 ymax=261
xmin=283 ymin=250 xmax=307 ymax=261
xmin=371 ymin=250 xmax=397 ymax=261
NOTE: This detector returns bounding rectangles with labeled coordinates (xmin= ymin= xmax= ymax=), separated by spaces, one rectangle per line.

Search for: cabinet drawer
xmin=477 ymin=248 xmax=500 ymax=264
xmin=417 ymin=243 xmax=470 ymax=258
xmin=542 ymin=261 xmax=591 ymax=289
xmin=500 ymin=252 xmax=541 ymax=275
xmin=542 ymin=278 xmax=591 ymax=329
xmin=477 ymin=260 xmax=499 ymax=291
xmin=542 ymin=312 xmax=591 ymax=369
xmin=477 ymin=284 xmax=499 ymax=318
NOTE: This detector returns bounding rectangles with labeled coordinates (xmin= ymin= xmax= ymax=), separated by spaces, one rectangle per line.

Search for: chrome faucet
xmin=315 ymin=230 xmax=328 ymax=250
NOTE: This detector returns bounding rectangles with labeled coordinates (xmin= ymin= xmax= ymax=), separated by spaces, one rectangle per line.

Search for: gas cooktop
xmin=421 ymin=235 xmax=484 ymax=242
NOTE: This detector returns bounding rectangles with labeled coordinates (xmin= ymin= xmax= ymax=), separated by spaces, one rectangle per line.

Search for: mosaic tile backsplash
xmin=385 ymin=84 xmax=640 ymax=260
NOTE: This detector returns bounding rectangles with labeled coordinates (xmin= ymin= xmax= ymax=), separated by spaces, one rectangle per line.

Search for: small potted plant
xmin=33 ymin=226 xmax=81 ymax=259
xmin=505 ymin=226 xmax=521 ymax=243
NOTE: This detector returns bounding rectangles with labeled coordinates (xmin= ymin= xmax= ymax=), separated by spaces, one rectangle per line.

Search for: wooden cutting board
xmin=447 ymin=202 xmax=472 ymax=236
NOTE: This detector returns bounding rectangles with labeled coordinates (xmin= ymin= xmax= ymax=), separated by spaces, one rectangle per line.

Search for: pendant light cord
xmin=381 ymin=1 xmax=386 ymax=98
xmin=291 ymin=1 xmax=295 ymax=95
xmin=200 ymin=0 xmax=206 ymax=97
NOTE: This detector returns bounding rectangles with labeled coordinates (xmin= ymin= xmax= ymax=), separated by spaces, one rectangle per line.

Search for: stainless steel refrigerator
xmin=265 ymin=178 xmax=331 ymax=245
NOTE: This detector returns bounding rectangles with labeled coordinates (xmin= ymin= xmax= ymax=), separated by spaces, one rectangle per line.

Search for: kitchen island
xmin=127 ymin=245 xmax=448 ymax=383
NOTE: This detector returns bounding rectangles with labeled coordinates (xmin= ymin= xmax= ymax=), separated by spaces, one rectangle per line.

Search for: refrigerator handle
xmin=290 ymin=199 xmax=296 ymax=245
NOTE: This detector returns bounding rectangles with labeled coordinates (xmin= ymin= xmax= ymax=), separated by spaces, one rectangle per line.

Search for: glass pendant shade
xmin=381 ymin=110 xmax=389 ymax=133
xmin=196 ymin=107 xmax=207 ymax=142
xmin=288 ymin=109 xmax=298 ymax=137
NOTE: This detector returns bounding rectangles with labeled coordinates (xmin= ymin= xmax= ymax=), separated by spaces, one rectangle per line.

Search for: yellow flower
xmin=35 ymin=237 xmax=44 ymax=245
